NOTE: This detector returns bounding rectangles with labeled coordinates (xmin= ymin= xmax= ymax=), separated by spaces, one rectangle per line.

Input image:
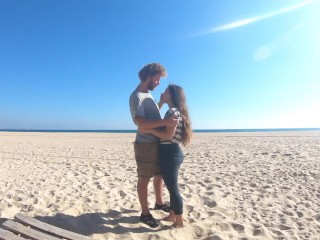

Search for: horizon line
xmin=1 ymin=128 xmax=320 ymax=132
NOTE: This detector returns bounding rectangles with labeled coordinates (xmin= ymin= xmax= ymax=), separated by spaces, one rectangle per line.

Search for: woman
xmin=140 ymin=84 xmax=192 ymax=228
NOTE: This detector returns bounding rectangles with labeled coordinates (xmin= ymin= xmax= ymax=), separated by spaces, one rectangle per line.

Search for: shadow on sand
xmin=34 ymin=208 xmax=166 ymax=236
xmin=0 ymin=218 xmax=8 ymax=225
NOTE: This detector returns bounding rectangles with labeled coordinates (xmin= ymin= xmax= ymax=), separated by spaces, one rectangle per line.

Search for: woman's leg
xmin=160 ymin=174 xmax=177 ymax=222
xmin=165 ymin=164 xmax=184 ymax=227
xmin=159 ymin=144 xmax=184 ymax=226
xmin=159 ymin=150 xmax=176 ymax=222
xmin=166 ymin=165 xmax=182 ymax=210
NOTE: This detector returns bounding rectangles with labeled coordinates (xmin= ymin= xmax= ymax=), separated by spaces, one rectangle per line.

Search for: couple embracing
xmin=129 ymin=63 xmax=192 ymax=228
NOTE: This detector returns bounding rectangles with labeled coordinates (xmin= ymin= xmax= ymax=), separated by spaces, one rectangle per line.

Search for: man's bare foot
xmin=162 ymin=215 xmax=176 ymax=222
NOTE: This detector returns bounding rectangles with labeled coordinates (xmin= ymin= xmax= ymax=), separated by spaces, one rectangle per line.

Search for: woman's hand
xmin=160 ymin=92 xmax=165 ymax=104
xmin=158 ymin=92 xmax=165 ymax=109
xmin=158 ymin=91 xmax=171 ymax=109
xmin=161 ymin=92 xmax=171 ymax=104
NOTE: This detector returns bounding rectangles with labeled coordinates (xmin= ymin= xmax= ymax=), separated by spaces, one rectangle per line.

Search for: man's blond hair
xmin=138 ymin=63 xmax=167 ymax=81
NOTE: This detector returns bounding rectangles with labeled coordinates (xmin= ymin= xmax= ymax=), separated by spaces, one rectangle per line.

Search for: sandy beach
xmin=0 ymin=131 xmax=319 ymax=240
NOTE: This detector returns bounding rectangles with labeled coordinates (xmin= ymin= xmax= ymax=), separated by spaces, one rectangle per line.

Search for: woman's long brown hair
xmin=168 ymin=84 xmax=192 ymax=147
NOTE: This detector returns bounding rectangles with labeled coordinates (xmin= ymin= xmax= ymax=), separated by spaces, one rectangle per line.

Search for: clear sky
xmin=1 ymin=0 xmax=319 ymax=130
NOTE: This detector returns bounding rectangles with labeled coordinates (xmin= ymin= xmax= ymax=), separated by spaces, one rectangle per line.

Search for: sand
xmin=0 ymin=131 xmax=319 ymax=240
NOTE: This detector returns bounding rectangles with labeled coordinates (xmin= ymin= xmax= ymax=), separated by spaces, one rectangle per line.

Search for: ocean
xmin=0 ymin=128 xmax=319 ymax=133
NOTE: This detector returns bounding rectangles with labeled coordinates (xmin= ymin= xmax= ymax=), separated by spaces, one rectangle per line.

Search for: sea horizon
xmin=0 ymin=128 xmax=319 ymax=133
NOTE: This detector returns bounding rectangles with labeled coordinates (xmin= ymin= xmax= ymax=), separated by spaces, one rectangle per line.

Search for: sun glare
xmin=205 ymin=0 xmax=318 ymax=34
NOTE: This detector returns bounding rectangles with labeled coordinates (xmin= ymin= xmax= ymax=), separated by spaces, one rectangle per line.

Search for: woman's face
xmin=162 ymin=87 xmax=172 ymax=103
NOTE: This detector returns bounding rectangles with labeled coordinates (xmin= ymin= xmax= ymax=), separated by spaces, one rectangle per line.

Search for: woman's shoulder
xmin=165 ymin=108 xmax=180 ymax=118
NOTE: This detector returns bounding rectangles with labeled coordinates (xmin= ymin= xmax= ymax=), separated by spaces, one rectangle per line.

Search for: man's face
xmin=147 ymin=74 xmax=161 ymax=91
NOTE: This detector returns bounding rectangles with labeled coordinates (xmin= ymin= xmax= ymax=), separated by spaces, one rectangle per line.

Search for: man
xmin=129 ymin=63 xmax=178 ymax=228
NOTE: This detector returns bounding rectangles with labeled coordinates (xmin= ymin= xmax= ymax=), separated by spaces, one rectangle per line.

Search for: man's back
xmin=129 ymin=89 xmax=161 ymax=142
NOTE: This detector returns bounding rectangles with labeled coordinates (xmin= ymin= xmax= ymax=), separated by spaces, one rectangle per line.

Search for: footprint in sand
xmin=13 ymin=196 xmax=23 ymax=202
xmin=283 ymin=153 xmax=293 ymax=157
xmin=118 ymin=190 xmax=126 ymax=198
xmin=190 ymin=210 xmax=201 ymax=219
xmin=21 ymin=204 xmax=33 ymax=212
xmin=216 ymin=222 xmax=230 ymax=231
xmin=49 ymin=190 xmax=55 ymax=197
xmin=278 ymin=224 xmax=291 ymax=231
xmin=207 ymin=211 xmax=225 ymax=219
xmin=203 ymin=235 xmax=223 ymax=240
xmin=252 ymin=226 xmax=264 ymax=237
xmin=206 ymin=200 xmax=217 ymax=208
xmin=185 ymin=205 xmax=194 ymax=213
xmin=270 ymin=228 xmax=285 ymax=237
xmin=250 ymin=183 xmax=257 ymax=188
xmin=192 ymin=225 xmax=209 ymax=239
xmin=296 ymin=211 xmax=303 ymax=218
xmin=231 ymin=222 xmax=245 ymax=233
xmin=282 ymin=210 xmax=294 ymax=216
xmin=204 ymin=179 xmax=211 ymax=184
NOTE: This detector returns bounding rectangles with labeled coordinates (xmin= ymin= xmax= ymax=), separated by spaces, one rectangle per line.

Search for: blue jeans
xmin=159 ymin=144 xmax=184 ymax=215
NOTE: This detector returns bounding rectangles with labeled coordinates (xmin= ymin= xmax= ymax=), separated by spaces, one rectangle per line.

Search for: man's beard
xmin=148 ymin=81 xmax=156 ymax=90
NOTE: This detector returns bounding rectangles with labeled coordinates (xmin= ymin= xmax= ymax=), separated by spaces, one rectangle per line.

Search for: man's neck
xmin=137 ymin=82 xmax=149 ymax=93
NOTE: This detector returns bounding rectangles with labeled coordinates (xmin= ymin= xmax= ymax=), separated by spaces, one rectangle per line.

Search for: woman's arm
xmin=157 ymin=92 xmax=168 ymax=110
xmin=158 ymin=101 xmax=164 ymax=110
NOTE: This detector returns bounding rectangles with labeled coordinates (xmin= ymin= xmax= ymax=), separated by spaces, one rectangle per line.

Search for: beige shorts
xmin=133 ymin=141 xmax=161 ymax=178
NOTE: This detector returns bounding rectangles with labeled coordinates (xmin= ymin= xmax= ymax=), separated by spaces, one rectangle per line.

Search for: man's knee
xmin=138 ymin=176 xmax=150 ymax=186
xmin=153 ymin=175 xmax=163 ymax=182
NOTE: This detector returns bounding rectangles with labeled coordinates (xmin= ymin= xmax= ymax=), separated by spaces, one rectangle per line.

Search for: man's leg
xmin=153 ymin=175 xmax=164 ymax=205
xmin=137 ymin=176 xmax=150 ymax=215
xmin=138 ymin=176 xmax=160 ymax=228
xmin=134 ymin=142 xmax=160 ymax=228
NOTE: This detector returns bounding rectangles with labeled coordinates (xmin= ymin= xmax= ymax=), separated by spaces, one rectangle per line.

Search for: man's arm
xmin=147 ymin=126 xmax=176 ymax=140
xmin=135 ymin=116 xmax=178 ymax=129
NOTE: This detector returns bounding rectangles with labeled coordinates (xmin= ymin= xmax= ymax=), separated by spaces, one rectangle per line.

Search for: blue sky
xmin=1 ymin=0 xmax=319 ymax=130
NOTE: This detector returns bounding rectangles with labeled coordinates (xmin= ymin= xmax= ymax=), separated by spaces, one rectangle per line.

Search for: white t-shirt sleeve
xmin=130 ymin=95 xmax=145 ymax=123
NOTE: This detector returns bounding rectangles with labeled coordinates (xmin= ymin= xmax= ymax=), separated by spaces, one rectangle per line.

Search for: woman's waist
xmin=160 ymin=141 xmax=178 ymax=145
xmin=159 ymin=142 xmax=183 ymax=152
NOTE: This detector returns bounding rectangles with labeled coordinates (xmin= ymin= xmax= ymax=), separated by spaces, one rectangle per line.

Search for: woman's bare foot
xmin=162 ymin=214 xmax=176 ymax=222
xmin=174 ymin=214 xmax=184 ymax=228
xmin=173 ymin=222 xmax=184 ymax=228
xmin=162 ymin=210 xmax=176 ymax=222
